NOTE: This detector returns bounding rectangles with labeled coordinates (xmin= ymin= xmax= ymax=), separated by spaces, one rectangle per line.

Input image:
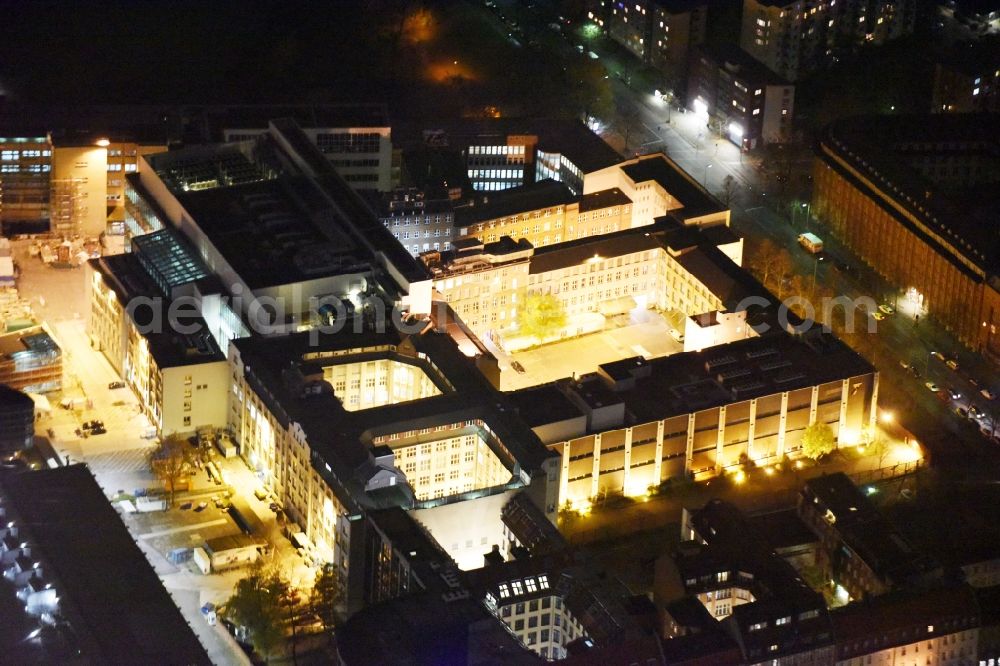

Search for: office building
xmin=812 ymin=114 xmax=1000 ymax=360
xmin=798 ymin=473 xmax=941 ymax=601
xmin=372 ymin=188 xmax=457 ymax=257
xmin=932 ymin=38 xmax=1000 ymax=113
xmin=0 ymin=135 xmax=52 ymax=235
xmin=421 ymin=219 xmax=744 ymax=350
xmin=88 ymin=235 xmax=229 ymax=436
xmin=454 ymin=180 xmax=634 ymax=248
xmin=119 ymin=118 xmax=432 ymax=345
xmin=210 ymin=104 xmax=395 ymax=192
xmin=592 ymin=0 xmax=709 ymax=90
xmin=688 ymin=43 xmax=795 ymax=148
xmin=0 ymin=326 xmax=61 ymax=394
xmin=0 ymin=385 xmax=34 ymax=455
xmin=228 ymin=324 xmax=558 ymax=612
xmin=396 ymin=118 xmax=623 ymax=194
xmin=0 ymin=464 xmax=210 ymax=665
xmin=740 ymin=0 xmax=917 ymax=81
xmin=513 ymin=329 xmax=877 ymax=508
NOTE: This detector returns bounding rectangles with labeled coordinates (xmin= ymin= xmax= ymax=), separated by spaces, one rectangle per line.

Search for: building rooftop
xmin=131 ymin=228 xmax=211 ymax=291
xmin=528 ymin=227 xmax=661 ymax=275
xmin=336 ymin=592 xmax=537 ymax=666
xmin=231 ymin=326 xmax=556 ymax=514
xmin=818 ymin=113 xmax=1000 ymax=276
xmin=0 ymin=465 xmax=210 ymax=665
xmin=0 ymin=326 xmax=59 ymax=359
xmin=394 ymin=117 xmax=623 ymax=175
xmin=0 ymin=384 xmax=34 ymax=409
xmin=697 ymin=43 xmax=792 ymax=86
xmin=619 ymin=154 xmax=727 ymax=221
xmin=801 ymin=473 xmax=940 ymax=586
xmin=578 ymin=187 xmax=632 ymax=213
xmin=89 ymin=254 xmax=225 ymax=368
xmin=202 ymin=103 xmax=390 ymax=134
xmin=453 ymin=179 xmax=576 ymax=228
xmin=508 ymin=384 xmax=585 ymax=427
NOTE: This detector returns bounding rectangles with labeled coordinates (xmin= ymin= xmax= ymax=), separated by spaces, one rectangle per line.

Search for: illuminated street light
xmin=96 ymin=138 xmax=110 ymax=147
xmin=880 ymin=410 xmax=894 ymax=424
xmin=728 ymin=122 xmax=744 ymax=139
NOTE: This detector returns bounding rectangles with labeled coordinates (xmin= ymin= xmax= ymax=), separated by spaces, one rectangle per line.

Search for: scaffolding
xmin=50 ymin=178 xmax=86 ymax=238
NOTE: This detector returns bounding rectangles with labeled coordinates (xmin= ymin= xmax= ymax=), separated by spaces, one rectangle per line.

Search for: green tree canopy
xmin=225 ymin=563 xmax=289 ymax=661
xmin=517 ymin=293 xmax=567 ymax=342
xmin=801 ymin=422 xmax=837 ymax=460
xmin=311 ymin=562 xmax=343 ymax=632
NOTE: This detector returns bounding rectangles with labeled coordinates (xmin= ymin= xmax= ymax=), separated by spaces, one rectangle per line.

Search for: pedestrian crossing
xmin=83 ymin=447 xmax=156 ymax=474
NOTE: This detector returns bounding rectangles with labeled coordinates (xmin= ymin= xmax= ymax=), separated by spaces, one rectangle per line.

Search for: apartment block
xmin=740 ymin=0 xmax=917 ymax=81
xmin=593 ymin=0 xmax=709 ymax=90
xmin=932 ymin=38 xmax=1000 ymax=113
xmin=688 ymin=43 xmax=795 ymax=148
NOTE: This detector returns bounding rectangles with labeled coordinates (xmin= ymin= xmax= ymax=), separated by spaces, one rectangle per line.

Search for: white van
xmin=797 ymin=233 xmax=824 ymax=254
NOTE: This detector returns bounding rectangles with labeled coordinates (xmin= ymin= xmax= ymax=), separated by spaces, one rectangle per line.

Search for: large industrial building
xmin=813 ymin=113 xmax=1000 ymax=360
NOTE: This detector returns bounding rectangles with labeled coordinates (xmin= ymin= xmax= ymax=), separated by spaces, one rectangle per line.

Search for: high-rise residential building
xmin=688 ymin=43 xmax=795 ymax=148
xmin=591 ymin=0 xmax=709 ymax=91
xmin=740 ymin=0 xmax=917 ymax=81
xmin=812 ymin=114 xmax=1000 ymax=360
xmin=932 ymin=38 xmax=1000 ymax=113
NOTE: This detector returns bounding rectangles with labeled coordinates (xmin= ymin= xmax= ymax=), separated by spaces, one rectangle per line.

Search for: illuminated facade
xmin=0 ymin=326 xmax=62 ymax=394
xmin=688 ymin=43 xmax=794 ymax=149
xmin=457 ymin=183 xmax=633 ymax=248
xmin=584 ymin=153 xmax=731 ymax=229
xmin=813 ymin=115 xmax=1000 ymax=360
xmin=0 ymin=137 xmax=52 ymax=235
xmin=515 ymin=331 xmax=877 ymax=508
xmin=423 ymin=221 xmax=743 ymax=348
xmin=740 ymin=0 xmax=916 ymax=81
xmin=594 ymin=0 xmax=708 ymax=89
xmin=228 ymin=328 xmax=558 ymax=613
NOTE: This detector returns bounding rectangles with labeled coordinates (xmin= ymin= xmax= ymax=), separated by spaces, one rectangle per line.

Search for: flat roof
xmin=556 ymin=330 xmax=873 ymax=426
xmin=453 ymin=179 xmax=576 ymax=227
xmin=394 ymin=117 xmax=623 ymax=174
xmin=579 ymin=187 xmax=632 ymax=212
xmin=508 ymin=384 xmax=585 ymax=427
xmin=231 ymin=327 xmax=556 ymax=514
xmin=0 ymin=465 xmax=210 ymax=665
xmin=620 ymin=154 xmax=727 ymax=220
xmin=697 ymin=43 xmax=792 ymax=86
xmin=802 ymin=473 xmax=937 ymax=583
xmin=89 ymin=255 xmax=225 ymax=368
xmin=174 ymin=175 xmax=375 ymax=290
xmin=818 ymin=113 xmax=1000 ymax=276
xmin=203 ymin=103 xmax=390 ymax=133
xmin=528 ymin=227 xmax=661 ymax=275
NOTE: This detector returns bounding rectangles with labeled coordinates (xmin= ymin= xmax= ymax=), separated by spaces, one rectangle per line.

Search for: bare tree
xmin=719 ymin=174 xmax=739 ymax=207
xmin=147 ymin=436 xmax=195 ymax=507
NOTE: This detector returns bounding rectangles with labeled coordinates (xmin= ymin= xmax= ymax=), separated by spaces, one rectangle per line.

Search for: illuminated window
xmin=538 ymin=575 xmax=549 ymax=589
xmin=499 ymin=583 xmax=510 ymax=598
xmin=512 ymin=580 xmax=524 ymax=595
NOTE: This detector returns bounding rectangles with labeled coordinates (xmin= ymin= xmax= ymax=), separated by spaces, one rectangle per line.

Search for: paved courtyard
xmin=498 ymin=309 xmax=682 ymax=391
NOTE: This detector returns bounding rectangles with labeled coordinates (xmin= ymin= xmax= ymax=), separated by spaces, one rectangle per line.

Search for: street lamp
xmin=703 ymin=163 xmax=712 ymax=186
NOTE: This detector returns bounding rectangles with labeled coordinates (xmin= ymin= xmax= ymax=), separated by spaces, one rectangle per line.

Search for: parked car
xmin=669 ymin=328 xmax=685 ymax=343
xmin=89 ymin=426 xmax=106 ymax=435
xmin=194 ymin=502 xmax=208 ymax=512
xmin=930 ymin=351 xmax=945 ymax=362
xmin=254 ymin=488 xmax=268 ymax=501
xmin=872 ymin=311 xmax=885 ymax=321
xmin=955 ymin=407 xmax=968 ymax=418
xmin=945 ymin=359 xmax=959 ymax=370
xmin=108 ymin=381 xmax=126 ymax=390
xmin=511 ymin=361 xmax=526 ymax=374
xmin=948 ymin=388 xmax=963 ymax=400
xmin=878 ymin=304 xmax=895 ymax=315
xmin=925 ymin=382 xmax=940 ymax=392
xmin=899 ymin=360 xmax=911 ymax=371
xmin=981 ymin=388 xmax=996 ymax=401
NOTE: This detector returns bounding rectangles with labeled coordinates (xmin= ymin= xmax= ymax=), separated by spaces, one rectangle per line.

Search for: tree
xmin=517 ymin=293 xmax=567 ymax=342
xmin=802 ymin=422 xmax=837 ymax=460
xmin=147 ymin=436 xmax=195 ymax=507
xmin=747 ymin=238 xmax=792 ymax=291
xmin=310 ymin=562 xmax=343 ymax=633
xmin=719 ymin=174 xmax=738 ymax=207
xmin=866 ymin=435 xmax=892 ymax=470
xmin=225 ymin=562 xmax=289 ymax=663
